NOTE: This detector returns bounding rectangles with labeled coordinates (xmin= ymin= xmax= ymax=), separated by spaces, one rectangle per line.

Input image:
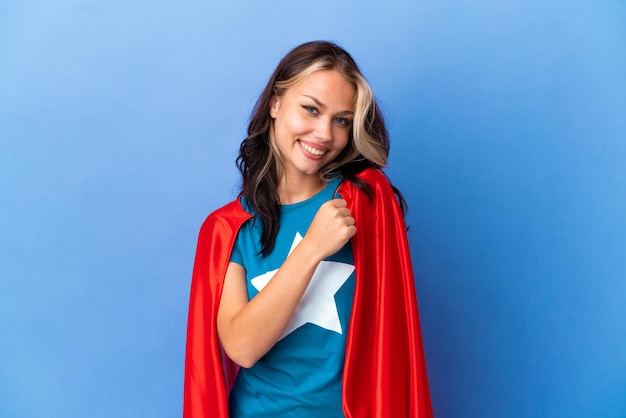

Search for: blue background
xmin=1 ymin=1 xmax=625 ymax=417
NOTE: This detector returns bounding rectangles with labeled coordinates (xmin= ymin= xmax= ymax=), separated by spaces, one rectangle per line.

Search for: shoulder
xmin=199 ymin=199 xmax=253 ymax=238
xmin=342 ymin=168 xmax=407 ymax=237
xmin=355 ymin=168 xmax=392 ymax=188
xmin=341 ymin=168 xmax=394 ymax=199
xmin=208 ymin=199 xmax=250 ymax=219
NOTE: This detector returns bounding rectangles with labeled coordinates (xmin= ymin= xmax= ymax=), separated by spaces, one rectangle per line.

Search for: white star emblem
xmin=250 ymin=233 xmax=355 ymax=340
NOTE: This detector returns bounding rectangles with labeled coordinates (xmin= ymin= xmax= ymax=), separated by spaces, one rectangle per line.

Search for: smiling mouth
xmin=299 ymin=140 xmax=327 ymax=156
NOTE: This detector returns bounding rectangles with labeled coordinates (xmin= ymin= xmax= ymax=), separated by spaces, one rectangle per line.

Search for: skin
xmin=217 ymin=70 xmax=358 ymax=368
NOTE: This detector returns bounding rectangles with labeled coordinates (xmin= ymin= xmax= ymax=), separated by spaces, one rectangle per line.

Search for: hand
xmin=302 ymin=199 xmax=356 ymax=261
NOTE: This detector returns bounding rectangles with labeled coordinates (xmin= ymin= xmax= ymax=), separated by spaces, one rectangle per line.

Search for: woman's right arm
xmin=216 ymin=198 xmax=355 ymax=368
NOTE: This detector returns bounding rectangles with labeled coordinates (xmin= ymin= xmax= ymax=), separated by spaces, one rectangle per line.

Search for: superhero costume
xmin=184 ymin=168 xmax=433 ymax=417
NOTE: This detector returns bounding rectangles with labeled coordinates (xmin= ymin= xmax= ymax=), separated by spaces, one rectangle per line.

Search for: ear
xmin=269 ymin=95 xmax=280 ymax=119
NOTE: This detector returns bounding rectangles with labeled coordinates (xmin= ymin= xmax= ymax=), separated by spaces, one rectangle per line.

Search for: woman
xmin=184 ymin=41 xmax=432 ymax=417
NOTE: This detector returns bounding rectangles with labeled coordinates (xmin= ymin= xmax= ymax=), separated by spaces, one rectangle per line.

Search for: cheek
xmin=334 ymin=130 xmax=351 ymax=150
xmin=274 ymin=117 xmax=311 ymax=142
xmin=281 ymin=113 xmax=312 ymax=137
xmin=274 ymin=113 xmax=296 ymax=139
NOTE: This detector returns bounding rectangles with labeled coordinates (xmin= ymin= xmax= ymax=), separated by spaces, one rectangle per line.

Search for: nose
xmin=313 ymin=118 xmax=333 ymax=141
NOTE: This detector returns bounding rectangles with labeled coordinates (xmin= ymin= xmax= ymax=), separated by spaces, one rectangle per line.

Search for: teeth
xmin=300 ymin=141 xmax=326 ymax=156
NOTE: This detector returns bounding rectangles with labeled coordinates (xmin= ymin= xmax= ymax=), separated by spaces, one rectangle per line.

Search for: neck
xmin=278 ymin=173 xmax=326 ymax=205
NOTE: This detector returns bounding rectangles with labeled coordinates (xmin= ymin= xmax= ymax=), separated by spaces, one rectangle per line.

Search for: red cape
xmin=184 ymin=168 xmax=432 ymax=417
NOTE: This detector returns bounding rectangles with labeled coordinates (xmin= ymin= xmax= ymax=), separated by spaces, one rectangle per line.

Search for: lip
xmin=298 ymin=140 xmax=328 ymax=160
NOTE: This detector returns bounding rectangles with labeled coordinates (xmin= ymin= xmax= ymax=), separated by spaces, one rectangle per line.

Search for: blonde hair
xmin=238 ymin=41 xmax=394 ymax=256
xmin=270 ymin=59 xmax=388 ymax=182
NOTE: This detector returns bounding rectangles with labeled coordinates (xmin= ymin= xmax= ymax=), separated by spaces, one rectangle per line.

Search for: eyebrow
xmin=303 ymin=95 xmax=354 ymax=115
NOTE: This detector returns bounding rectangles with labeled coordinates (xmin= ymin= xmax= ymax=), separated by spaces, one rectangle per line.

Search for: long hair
xmin=237 ymin=41 xmax=406 ymax=256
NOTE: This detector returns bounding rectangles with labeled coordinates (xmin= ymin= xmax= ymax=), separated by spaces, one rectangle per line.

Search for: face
xmin=269 ymin=69 xmax=356 ymax=181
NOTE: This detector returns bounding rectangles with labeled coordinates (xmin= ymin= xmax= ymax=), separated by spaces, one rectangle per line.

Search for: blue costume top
xmin=227 ymin=177 xmax=356 ymax=417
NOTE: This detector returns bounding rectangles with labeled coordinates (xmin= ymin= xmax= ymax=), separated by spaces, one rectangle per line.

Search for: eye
xmin=334 ymin=117 xmax=352 ymax=127
xmin=302 ymin=105 xmax=318 ymax=115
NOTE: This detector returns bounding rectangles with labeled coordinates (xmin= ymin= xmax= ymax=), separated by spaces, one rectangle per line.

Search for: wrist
xmin=295 ymin=236 xmax=326 ymax=266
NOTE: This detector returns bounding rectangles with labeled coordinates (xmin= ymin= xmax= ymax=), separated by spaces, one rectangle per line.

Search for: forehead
xmin=287 ymin=70 xmax=356 ymax=106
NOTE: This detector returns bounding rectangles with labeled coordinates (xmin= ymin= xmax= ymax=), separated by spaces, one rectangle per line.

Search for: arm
xmin=216 ymin=198 xmax=356 ymax=368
